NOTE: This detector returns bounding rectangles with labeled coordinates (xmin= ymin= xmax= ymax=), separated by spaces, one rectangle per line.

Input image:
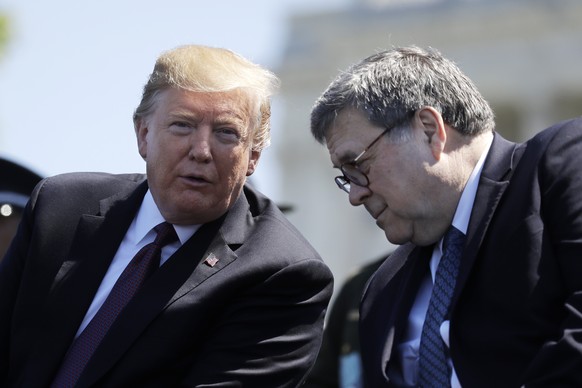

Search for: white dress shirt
xmin=75 ymin=190 xmax=200 ymax=336
xmin=396 ymin=136 xmax=493 ymax=387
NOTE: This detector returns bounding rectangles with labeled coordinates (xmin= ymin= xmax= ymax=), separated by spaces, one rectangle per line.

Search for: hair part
xmin=134 ymin=45 xmax=280 ymax=152
xmin=310 ymin=45 xmax=495 ymax=144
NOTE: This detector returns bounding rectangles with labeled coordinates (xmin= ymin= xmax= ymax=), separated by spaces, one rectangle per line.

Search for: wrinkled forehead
xmin=211 ymin=87 xmax=260 ymax=132
xmin=157 ymin=87 xmax=254 ymax=120
xmin=325 ymin=107 xmax=379 ymax=167
xmin=210 ymin=88 xmax=256 ymax=121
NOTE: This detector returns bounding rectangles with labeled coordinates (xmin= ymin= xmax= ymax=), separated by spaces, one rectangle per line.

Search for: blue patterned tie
xmin=418 ymin=226 xmax=465 ymax=387
xmin=51 ymin=222 xmax=178 ymax=388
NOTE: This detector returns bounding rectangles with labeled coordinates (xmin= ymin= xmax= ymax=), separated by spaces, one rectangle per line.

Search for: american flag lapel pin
xmin=204 ymin=253 xmax=219 ymax=267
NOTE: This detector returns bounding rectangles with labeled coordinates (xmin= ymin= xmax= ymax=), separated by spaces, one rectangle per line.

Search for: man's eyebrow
xmin=215 ymin=109 xmax=248 ymax=124
xmin=168 ymin=110 xmax=200 ymax=121
xmin=331 ymin=151 xmax=356 ymax=169
xmin=338 ymin=150 xmax=360 ymax=164
xmin=215 ymin=116 xmax=246 ymax=126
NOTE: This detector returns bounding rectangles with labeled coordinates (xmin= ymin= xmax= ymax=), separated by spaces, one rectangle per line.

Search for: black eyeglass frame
xmin=334 ymin=127 xmax=391 ymax=193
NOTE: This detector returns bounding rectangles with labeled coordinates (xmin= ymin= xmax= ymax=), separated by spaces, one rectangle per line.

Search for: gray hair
xmin=134 ymin=45 xmax=280 ymax=152
xmin=310 ymin=46 xmax=495 ymax=143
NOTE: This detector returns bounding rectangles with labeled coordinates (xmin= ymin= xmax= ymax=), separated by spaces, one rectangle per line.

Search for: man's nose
xmin=188 ymin=130 xmax=212 ymax=162
xmin=348 ymin=183 xmax=371 ymax=206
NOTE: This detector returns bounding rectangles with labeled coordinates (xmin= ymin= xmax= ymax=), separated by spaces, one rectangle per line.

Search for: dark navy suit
xmin=360 ymin=118 xmax=582 ymax=387
xmin=0 ymin=174 xmax=333 ymax=387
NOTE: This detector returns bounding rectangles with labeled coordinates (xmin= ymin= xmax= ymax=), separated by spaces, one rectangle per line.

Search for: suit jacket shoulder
xmin=1 ymin=175 xmax=334 ymax=388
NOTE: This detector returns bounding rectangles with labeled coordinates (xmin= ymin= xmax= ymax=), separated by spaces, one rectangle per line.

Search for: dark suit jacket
xmin=304 ymin=256 xmax=385 ymax=388
xmin=360 ymin=118 xmax=582 ymax=387
xmin=0 ymin=173 xmax=334 ymax=387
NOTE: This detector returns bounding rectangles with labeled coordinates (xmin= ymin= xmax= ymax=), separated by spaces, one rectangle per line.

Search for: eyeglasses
xmin=335 ymin=127 xmax=391 ymax=193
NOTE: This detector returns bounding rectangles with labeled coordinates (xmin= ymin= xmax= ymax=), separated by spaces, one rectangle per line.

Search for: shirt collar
xmin=431 ymin=135 xmax=493 ymax=277
xmin=451 ymin=134 xmax=494 ymax=235
xmin=131 ymin=190 xmax=200 ymax=245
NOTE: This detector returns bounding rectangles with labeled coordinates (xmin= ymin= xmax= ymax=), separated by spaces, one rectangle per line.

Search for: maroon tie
xmin=51 ymin=222 xmax=178 ymax=387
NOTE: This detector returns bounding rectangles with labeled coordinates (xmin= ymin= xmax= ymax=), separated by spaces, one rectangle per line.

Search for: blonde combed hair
xmin=134 ymin=45 xmax=280 ymax=152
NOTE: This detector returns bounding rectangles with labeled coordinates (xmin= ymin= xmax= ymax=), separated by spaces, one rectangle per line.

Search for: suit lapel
xmin=78 ymin=188 xmax=250 ymax=387
xmin=23 ymin=182 xmax=146 ymax=387
xmin=359 ymin=243 xmax=431 ymax=384
xmin=381 ymin=245 xmax=431 ymax=381
xmin=452 ymin=133 xmax=524 ymax=307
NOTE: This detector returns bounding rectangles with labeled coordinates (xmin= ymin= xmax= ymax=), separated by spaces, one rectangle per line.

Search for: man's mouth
xmin=181 ymin=174 xmax=210 ymax=185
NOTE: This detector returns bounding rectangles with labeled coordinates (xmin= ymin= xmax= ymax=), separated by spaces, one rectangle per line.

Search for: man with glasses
xmin=310 ymin=45 xmax=582 ymax=387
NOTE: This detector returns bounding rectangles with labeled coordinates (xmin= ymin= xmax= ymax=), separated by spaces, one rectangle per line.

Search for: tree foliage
xmin=0 ymin=13 xmax=8 ymax=59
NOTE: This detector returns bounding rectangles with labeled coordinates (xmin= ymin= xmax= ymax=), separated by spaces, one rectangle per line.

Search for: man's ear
xmin=416 ymin=106 xmax=446 ymax=161
xmin=135 ymin=118 xmax=148 ymax=160
xmin=246 ymin=150 xmax=261 ymax=176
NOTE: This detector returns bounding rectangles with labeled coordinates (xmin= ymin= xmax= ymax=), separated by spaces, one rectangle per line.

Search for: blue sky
xmin=0 ymin=0 xmax=349 ymax=194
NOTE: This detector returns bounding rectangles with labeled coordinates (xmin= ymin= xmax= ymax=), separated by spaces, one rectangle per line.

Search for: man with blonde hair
xmin=0 ymin=45 xmax=333 ymax=387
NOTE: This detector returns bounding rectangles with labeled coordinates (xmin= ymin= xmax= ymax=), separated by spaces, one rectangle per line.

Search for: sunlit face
xmin=135 ymin=88 xmax=260 ymax=225
xmin=326 ymin=107 xmax=449 ymax=246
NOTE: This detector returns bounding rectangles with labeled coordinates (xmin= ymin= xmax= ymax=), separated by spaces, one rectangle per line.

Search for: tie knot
xmin=153 ymin=222 xmax=178 ymax=247
xmin=443 ymin=225 xmax=465 ymax=253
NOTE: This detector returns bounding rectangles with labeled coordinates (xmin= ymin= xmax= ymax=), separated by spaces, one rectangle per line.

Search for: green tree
xmin=0 ymin=13 xmax=8 ymax=59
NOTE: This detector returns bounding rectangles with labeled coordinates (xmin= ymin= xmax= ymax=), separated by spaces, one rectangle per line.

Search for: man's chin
xmin=385 ymin=233 xmax=406 ymax=245
xmin=382 ymin=226 xmax=413 ymax=246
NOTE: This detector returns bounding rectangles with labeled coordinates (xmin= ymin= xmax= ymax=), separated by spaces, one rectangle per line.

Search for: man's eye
xmin=216 ymin=128 xmax=241 ymax=142
xmin=172 ymin=121 xmax=190 ymax=128
xmin=356 ymin=159 xmax=370 ymax=173
xmin=170 ymin=122 xmax=193 ymax=134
